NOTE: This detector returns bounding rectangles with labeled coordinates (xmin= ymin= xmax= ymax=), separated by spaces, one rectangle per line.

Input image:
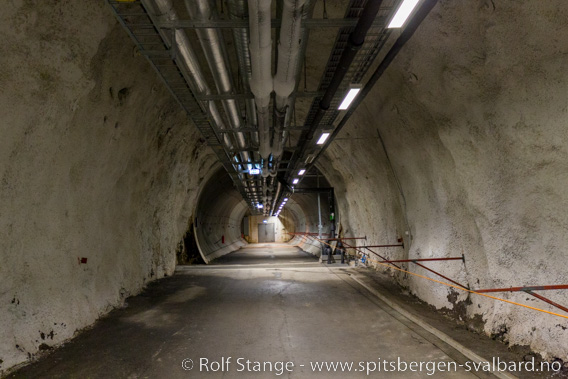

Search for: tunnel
xmin=1 ymin=0 xmax=568 ymax=377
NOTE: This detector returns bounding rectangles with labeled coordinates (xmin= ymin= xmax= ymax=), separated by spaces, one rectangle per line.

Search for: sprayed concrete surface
xmin=317 ymin=0 xmax=568 ymax=362
xmin=0 ymin=1 xmax=218 ymax=372
xmin=6 ymin=245 xmax=525 ymax=379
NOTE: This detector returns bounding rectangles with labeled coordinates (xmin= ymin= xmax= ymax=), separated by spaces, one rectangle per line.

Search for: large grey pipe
xmin=227 ymin=0 xmax=259 ymax=148
xmin=226 ymin=0 xmax=261 ymax=198
xmin=273 ymin=0 xmax=312 ymax=163
xmin=184 ymin=0 xmax=250 ymax=164
xmin=274 ymin=0 xmax=308 ymax=110
xmin=141 ymin=0 xmax=234 ymax=151
xmin=248 ymin=0 xmax=273 ymax=174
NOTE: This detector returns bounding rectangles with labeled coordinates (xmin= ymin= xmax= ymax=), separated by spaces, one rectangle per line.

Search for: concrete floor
xmin=8 ymin=245 xmax=523 ymax=378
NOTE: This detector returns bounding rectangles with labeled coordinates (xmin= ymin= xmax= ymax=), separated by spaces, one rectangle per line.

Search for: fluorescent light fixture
xmin=292 ymin=178 xmax=299 ymax=184
xmin=298 ymin=169 xmax=306 ymax=175
xmin=316 ymin=132 xmax=330 ymax=145
xmin=249 ymin=168 xmax=260 ymax=175
xmin=305 ymin=155 xmax=315 ymax=164
xmin=257 ymin=204 xmax=264 ymax=209
xmin=284 ymin=198 xmax=288 ymax=201
xmin=263 ymin=220 xmax=267 ymax=223
xmin=388 ymin=0 xmax=420 ymax=28
xmin=338 ymin=87 xmax=361 ymax=110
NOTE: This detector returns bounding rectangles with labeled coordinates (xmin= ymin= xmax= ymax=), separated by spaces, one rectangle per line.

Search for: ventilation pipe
xmin=270 ymin=181 xmax=282 ymax=216
xmin=184 ymin=0 xmax=250 ymax=165
xmin=248 ymin=0 xmax=273 ymax=177
xmin=227 ymin=0 xmax=258 ymax=148
xmin=272 ymin=0 xmax=310 ymax=163
xmin=227 ymin=0 xmax=262 ymax=198
xmin=141 ymin=0 xmax=235 ymax=152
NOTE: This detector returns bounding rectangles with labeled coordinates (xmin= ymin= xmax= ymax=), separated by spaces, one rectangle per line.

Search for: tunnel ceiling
xmin=107 ymin=0 xmax=421 ymax=217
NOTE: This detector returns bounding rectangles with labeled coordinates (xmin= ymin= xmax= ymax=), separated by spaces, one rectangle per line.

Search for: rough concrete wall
xmin=322 ymin=0 xmax=568 ymax=361
xmin=0 ymin=1 xmax=216 ymax=373
xmin=194 ymin=168 xmax=247 ymax=262
xmin=285 ymin=194 xmax=331 ymax=256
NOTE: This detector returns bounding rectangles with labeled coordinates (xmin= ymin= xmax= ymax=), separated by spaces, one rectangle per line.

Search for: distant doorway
xmin=258 ymin=223 xmax=275 ymax=243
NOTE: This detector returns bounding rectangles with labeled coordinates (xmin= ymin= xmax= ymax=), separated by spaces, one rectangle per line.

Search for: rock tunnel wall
xmin=0 ymin=1 xmax=217 ymax=373
xmin=320 ymin=0 xmax=568 ymax=361
xmin=194 ymin=168 xmax=247 ymax=262
xmin=285 ymin=193 xmax=332 ymax=256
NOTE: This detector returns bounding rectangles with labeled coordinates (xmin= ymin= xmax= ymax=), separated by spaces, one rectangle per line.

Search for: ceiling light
xmin=305 ymin=155 xmax=315 ymax=164
xmin=249 ymin=168 xmax=260 ymax=175
xmin=263 ymin=220 xmax=267 ymax=223
xmin=388 ymin=0 xmax=420 ymax=28
xmin=284 ymin=197 xmax=288 ymax=201
xmin=316 ymin=132 xmax=330 ymax=145
xmin=257 ymin=204 xmax=264 ymax=209
xmin=298 ymin=169 xmax=306 ymax=175
xmin=292 ymin=178 xmax=299 ymax=184
xmin=338 ymin=87 xmax=361 ymax=110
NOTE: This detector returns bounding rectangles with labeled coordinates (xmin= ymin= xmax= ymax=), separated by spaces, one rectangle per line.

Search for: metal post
xmin=317 ymin=174 xmax=323 ymax=239
xmin=338 ymin=241 xmax=345 ymax=264
xmin=327 ymin=188 xmax=335 ymax=264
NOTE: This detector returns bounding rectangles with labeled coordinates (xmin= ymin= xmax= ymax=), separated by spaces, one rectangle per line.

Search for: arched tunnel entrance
xmin=192 ymin=166 xmax=334 ymax=263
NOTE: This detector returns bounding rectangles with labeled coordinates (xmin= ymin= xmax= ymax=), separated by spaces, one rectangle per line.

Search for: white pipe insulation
xmin=141 ymin=0 xmax=234 ymax=151
xmin=248 ymin=0 xmax=273 ymax=169
xmin=273 ymin=0 xmax=310 ymax=161
xmin=184 ymin=0 xmax=251 ymax=165
xmin=274 ymin=0 xmax=308 ymax=110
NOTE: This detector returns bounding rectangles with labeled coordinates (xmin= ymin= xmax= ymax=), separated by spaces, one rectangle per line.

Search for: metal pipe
xmin=413 ymin=262 xmax=469 ymax=289
xmin=474 ymin=284 xmax=568 ymax=293
xmin=327 ymin=188 xmax=335 ymax=264
xmin=371 ymin=257 xmax=464 ymax=263
xmin=248 ymin=0 xmax=273 ymax=164
xmin=525 ymin=291 xmax=568 ymax=314
xmin=226 ymin=0 xmax=259 ymax=147
xmin=271 ymin=181 xmax=282 ymax=215
xmin=184 ymin=0 xmax=250 ymax=164
xmin=287 ymin=232 xmax=331 ymax=236
xmin=274 ymin=0 xmax=308 ymax=109
xmin=317 ymin=191 xmax=323 ymax=239
xmin=273 ymin=0 xmax=311 ymax=162
xmin=142 ymin=0 xmax=235 ymax=151
xmin=362 ymin=244 xmax=405 ymax=248
xmin=226 ymin=0 xmax=262 ymax=200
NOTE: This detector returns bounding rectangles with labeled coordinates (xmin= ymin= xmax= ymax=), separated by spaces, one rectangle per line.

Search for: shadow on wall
xmin=176 ymin=224 xmax=204 ymax=265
